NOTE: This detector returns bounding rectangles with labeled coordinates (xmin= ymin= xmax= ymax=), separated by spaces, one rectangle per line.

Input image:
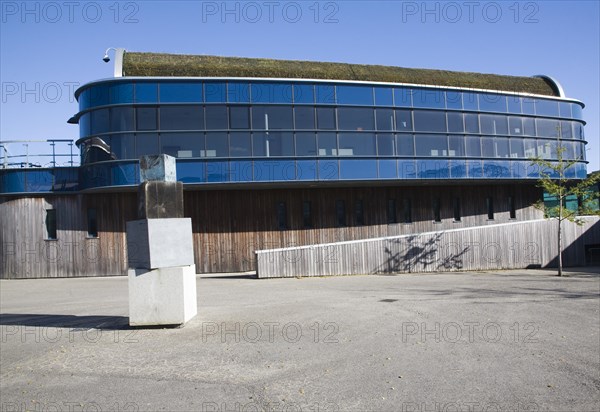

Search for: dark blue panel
xmin=511 ymin=160 xmax=529 ymax=178
xmin=293 ymin=84 xmax=314 ymax=104
xmin=255 ymin=160 xmax=296 ymax=182
xmin=135 ymin=83 xmax=158 ymax=103
xmin=79 ymin=88 xmax=90 ymax=111
xmin=204 ymin=83 xmax=226 ymax=103
xmin=449 ymin=160 xmax=467 ymax=178
xmin=0 ymin=170 xmax=26 ymax=193
xmin=89 ymin=84 xmax=110 ymax=107
xmin=445 ymin=91 xmax=462 ymax=110
xmin=110 ymin=83 xmax=134 ymax=104
xmin=394 ymin=88 xmax=412 ymax=107
xmin=339 ymin=159 xmax=377 ymax=180
xmin=483 ymin=161 xmax=511 ymax=178
xmin=467 ymin=160 xmax=483 ymax=178
xmin=417 ymin=159 xmax=449 ymax=179
xmin=540 ymin=164 xmax=559 ymax=179
xmin=336 ymin=86 xmax=374 ymax=105
xmin=318 ymin=159 xmax=339 ymax=180
xmin=374 ymin=87 xmax=393 ymax=106
xmin=160 ymin=83 xmax=202 ymax=103
xmin=571 ymin=104 xmax=583 ymax=120
xmin=230 ymin=160 xmax=254 ymax=182
xmin=479 ymin=94 xmax=507 ymax=113
xmin=25 ymin=170 xmax=53 ymax=192
xmin=81 ymin=163 xmax=111 ymax=189
xmin=79 ymin=113 xmax=90 ymax=138
xmin=535 ymin=99 xmax=559 ymax=117
xmin=412 ymin=89 xmax=445 ymax=109
xmin=297 ymin=160 xmax=317 ymax=181
xmin=398 ymin=160 xmax=416 ymax=178
xmin=176 ymin=161 xmax=206 ymax=183
xmin=316 ymin=85 xmax=335 ymax=104
xmin=378 ymin=159 xmax=397 ymax=179
xmin=251 ymin=83 xmax=293 ymax=104
xmin=111 ymin=162 xmax=138 ymax=186
xmin=227 ymin=83 xmax=250 ymax=103
xmin=206 ymin=160 xmax=229 ymax=182
xmin=526 ymin=162 xmax=540 ymax=178
xmin=53 ymin=168 xmax=79 ymax=191
xmin=575 ymin=163 xmax=587 ymax=179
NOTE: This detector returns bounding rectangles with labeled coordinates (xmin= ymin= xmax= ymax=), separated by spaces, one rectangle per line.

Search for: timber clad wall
xmin=1 ymin=184 xmax=545 ymax=278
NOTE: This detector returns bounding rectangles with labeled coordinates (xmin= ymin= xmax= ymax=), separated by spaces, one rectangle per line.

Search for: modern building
xmin=0 ymin=51 xmax=595 ymax=278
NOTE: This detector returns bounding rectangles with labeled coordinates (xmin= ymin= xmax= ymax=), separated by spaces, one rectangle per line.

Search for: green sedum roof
xmin=122 ymin=52 xmax=559 ymax=96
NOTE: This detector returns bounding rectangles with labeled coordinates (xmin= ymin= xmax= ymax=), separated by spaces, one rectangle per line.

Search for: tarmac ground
xmin=1 ymin=267 xmax=599 ymax=412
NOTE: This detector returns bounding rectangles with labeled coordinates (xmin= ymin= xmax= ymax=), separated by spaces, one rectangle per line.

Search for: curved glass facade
xmin=73 ymin=79 xmax=587 ymax=188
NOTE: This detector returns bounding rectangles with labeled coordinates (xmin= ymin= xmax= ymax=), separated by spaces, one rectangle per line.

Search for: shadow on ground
xmin=0 ymin=313 xmax=130 ymax=330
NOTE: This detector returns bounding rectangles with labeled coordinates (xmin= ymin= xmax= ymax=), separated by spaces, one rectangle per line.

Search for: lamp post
xmin=102 ymin=47 xmax=126 ymax=77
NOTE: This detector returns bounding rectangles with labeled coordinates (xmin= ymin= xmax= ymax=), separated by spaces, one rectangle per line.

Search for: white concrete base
xmin=128 ymin=264 xmax=197 ymax=326
xmin=126 ymin=218 xmax=194 ymax=269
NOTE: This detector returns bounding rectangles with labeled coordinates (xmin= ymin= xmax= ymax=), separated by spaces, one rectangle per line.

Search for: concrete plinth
xmin=126 ymin=218 xmax=194 ymax=270
xmin=128 ymin=264 xmax=197 ymax=326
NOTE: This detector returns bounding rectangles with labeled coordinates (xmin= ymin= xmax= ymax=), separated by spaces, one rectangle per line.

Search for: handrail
xmin=0 ymin=139 xmax=78 ymax=169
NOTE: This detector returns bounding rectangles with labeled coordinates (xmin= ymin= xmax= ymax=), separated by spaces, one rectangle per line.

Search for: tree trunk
xmin=558 ymin=201 xmax=563 ymax=277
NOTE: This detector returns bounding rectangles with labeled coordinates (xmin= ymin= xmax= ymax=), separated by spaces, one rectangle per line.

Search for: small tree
xmin=531 ymin=144 xmax=600 ymax=276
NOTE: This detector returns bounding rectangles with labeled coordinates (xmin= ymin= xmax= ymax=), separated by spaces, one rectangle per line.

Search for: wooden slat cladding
xmin=1 ymin=183 xmax=544 ymax=278
xmin=256 ymin=217 xmax=600 ymax=278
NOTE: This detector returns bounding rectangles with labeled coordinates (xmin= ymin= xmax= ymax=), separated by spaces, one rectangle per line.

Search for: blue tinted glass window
xmin=252 ymin=106 xmax=293 ymax=129
xmin=507 ymin=96 xmax=521 ymax=114
xmin=251 ymin=83 xmax=293 ymax=103
xmin=79 ymin=113 xmax=90 ymax=138
xmin=336 ymin=86 xmax=373 ymax=105
xmin=462 ymin=93 xmax=478 ymax=110
xmin=160 ymin=132 xmax=204 ymax=158
xmin=417 ymin=159 xmax=449 ymax=179
xmin=571 ymin=104 xmax=583 ymax=119
xmin=449 ymin=136 xmax=465 ymax=156
xmin=379 ymin=159 xmax=397 ymax=179
xmin=135 ymin=83 xmax=158 ymax=103
xmin=177 ymin=160 xmax=206 ymax=183
xmin=204 ymin=83 xmax=226 ymax=103
xmin=480 ymin=115 xmax=508 ymax=135
xmin=445 ymin=91 xmax=462 ymax=110
xmin=394 ymin=88 xmax=412 ymax=107
xmin=136 ymin=133 xmax=159 ymax=158
xmin=293 ymin=84 xmax=314 ymax=104
xmin=253 ymin=132 xmax=294 ymax=156
xmin=559 ymin=102 xmax=571 ymax=118
xmin=509 ymin=138 xmax=524 ymax=158
xmin=205 ymin=106 xmax=228 ymax=130
xmin=467 ymin=160 xmax=483 ymax=178
xmin=522 ymin=97 xmax=535 ymax=115
xmin=205 ymin=132 xmax=228 ymax=157
xmin=316 ymin=85 xmax=335 ymax=104
xmin=414 ymin=110 xmax=446 ymax=132
xmin=79 ymin=89 xmax=90 ymax=111
xmin=89 ymin=84 xmax=110 ymax=107
xmin=229 ymin=160 xmax=253 ymax=182
xmin=447 ymin=112 xmax=464 ymax=133
xmin=316 ymin=107 xmax=336 ymax=130
xmin=536 ymin=119 xmax=560 ymax=137
xmin=496 ymin=138 xmax=510 ymax=158
xmin=160 ymin=106 xmax=204 ymax=130
xmin=484 ymin=161 xmax=511 ymax=178
xmin=523 ymin=118 xmax=535 ymax=136
xmin=227 ymin=83 xmax=250 ymax=103
xmin=536 ymin=99 xmax=559 ymax=116
xmin=297 ymin=160 xmax=317 ymax=180
xmin=398 ymin=160 xmax=416 ymax=178
xmin=110 ymin=107 xmax=134 ymax=132
xmin=560 ymin=121 xmax=573 ymax=139
xmin=416 ymin=134 xmax=448 ymax=157
xmin=338 ymin=133 xmax=376 ymax=156
xmin=317 ymin=132 xmax=337 ymax=156
xmin=296 ymin=132 xmax=317 ymax=156
xmin=259 ymin=160 xmax=296 ymax=181
xmin=508 ymin=117 xmax=523 ymax=135
xmin=376 ymin=109 xmax=394 ymax=131
xmin=523 ymin=139 xmax=537 ymax=158
xmin=479 ymin=94 xmax=507 ymax=113
xmin=91 ymin=109 xmax=110 ymax=134
xmin=412 ymin=89 xmax=445 ymax=109
xmin=110 ymin=134 xmax=135 ymax=160
xmin=339 ymin=159 xmax=377 ymax=179
xmin=573 ymin=122 xmax=584 ymax=140
xmin=294 ymin=106 xmax=315 ymax=130
xmin=206 ymin=160 xmax=229 ymax=182
xmin=396 ymin=134 xmax=414 ymax=156
xmin=465 ymin=136 xmax=481 ymax=157
xmin=229 ymin=132 xmax=252 ymax=157
xmin=395 ymin=110 xmax=413 ymax=132
xmin=374 ymin=87 xmax=393 ymax=106
xmin=338 ymin=108 xmax=374 ymax=130
xmin=377 ymin=134 xmax=395 ymax=156
xmin=229 ymin=106 xmax=250 ymax=129
xmin=450 ymin=160 xmax=467 ymax=178
xmin=110 ymin=83 xmax=134 ymax=104
xmin=465 ymin=113 xmax=479 ymax=133
xmin=318 ymin=159 xmax=339 ymax=180
xmin=481 ymin=137 xmax=495 ymax=157
xmin=160 ymin=83 xmax=202 ymax=103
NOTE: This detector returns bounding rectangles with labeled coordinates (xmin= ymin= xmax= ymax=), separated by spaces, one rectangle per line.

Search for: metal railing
xmin=0 ymin=139 xmax=79 ymax=169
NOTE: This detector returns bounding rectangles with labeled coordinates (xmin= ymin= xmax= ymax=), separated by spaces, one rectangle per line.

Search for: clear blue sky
xmin=1 ymin=0 xmax=598 ymax=171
